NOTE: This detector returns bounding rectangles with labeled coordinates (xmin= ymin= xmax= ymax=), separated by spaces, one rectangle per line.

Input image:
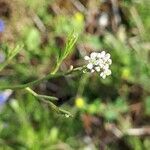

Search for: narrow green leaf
xmin=0 ymin=44 xmax=23 ymax=72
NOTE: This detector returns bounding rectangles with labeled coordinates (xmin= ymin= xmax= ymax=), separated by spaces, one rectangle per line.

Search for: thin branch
xmin=0 ymin=67 xmax=83 ymax=90
xmin=30 ymin=11 xmax=46 ymax=33
xmin=106 ymin=124 xmax=150 ymax=138
xmin=130 ymin=6 xmax=145 ymax=36
xmin=25 ymin=87 xmax=58 ymax=101
xmin=25 ymin=87 xmax=72 ymax=117
xmin=126 ymin=127 xmax=150 ymax=136
xmin=70 ymin=0 xmax=87 ymax=14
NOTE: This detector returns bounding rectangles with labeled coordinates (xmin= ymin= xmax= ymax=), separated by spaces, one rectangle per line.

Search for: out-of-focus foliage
xmin=0 ymin=0 xmax=150 ymax=149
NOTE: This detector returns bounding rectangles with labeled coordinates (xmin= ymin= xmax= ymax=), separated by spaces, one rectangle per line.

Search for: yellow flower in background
xmin=74 ymin=12 xmax=84 ymax=23
xmin=75 ymin=97 xmax=85 ymax=108
xmin=121 ymin=68 xmax=131 ymax=79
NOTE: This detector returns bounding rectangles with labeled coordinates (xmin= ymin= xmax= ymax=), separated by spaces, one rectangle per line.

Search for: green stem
xmin=0 ymin=67 xmax=83 ymax=90
xmin=25 ymin=87 xmax=38 ymax=96
xmin=1 ymin=66 xmax=83 ymax=117
xmin=51 ymin=61 xmax=62 ymax=75
xmin=25 ymin=87 xmax=72 ymax=117
xmin=25 ymin=87 xmax=58 ymax=101
xmin=0 ymin=60 xmax=10 ymax=72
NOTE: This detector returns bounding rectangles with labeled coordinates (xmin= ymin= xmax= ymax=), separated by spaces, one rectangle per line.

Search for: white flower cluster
xmin=84 ymin=51 xmax=112 ymax=79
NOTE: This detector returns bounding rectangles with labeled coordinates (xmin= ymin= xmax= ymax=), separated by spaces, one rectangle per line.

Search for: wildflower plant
xmin=0 ymin=32 xmax=112 ymax=117
xmin=84 ymin=51 xmax=112 ymax=79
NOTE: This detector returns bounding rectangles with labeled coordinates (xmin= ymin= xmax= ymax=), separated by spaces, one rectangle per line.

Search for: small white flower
xmin=91 ymin=69 xmax=95 ymax=73
xmin=107 ymin=59 xmax=112 ymax=65
xmin=98 ymin=12 xmax=109 ymax=27
xmin=105 ymin=53 xmax=110 ymax=59
xmin=100 ymin=72 xmax=106 ymax=79
xmin=84 ymin=51 xmax=112 ymax=79
xmin=84 ymin=56 xmax=90 ymax=60
xmin=105 ymin=69 xmax=111 ymax=76
xmin=87 ymin=63 xmax=93 ymax=70
xmin=95 ymin=66 xmax=100 ymax=72
xmin=100 ymin=51 xmax=106 ymax=58
xmin=103 ymin=64 xmax=109 ymax=70
xmin=90 ymin=52 xmax=97 ymax=59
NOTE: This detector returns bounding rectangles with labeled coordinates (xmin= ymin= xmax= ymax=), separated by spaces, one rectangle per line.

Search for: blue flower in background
xmin=0 ymin=90 xmax=12 ymax=106
xmin=0 ymin=19 xmax=5 ymax=32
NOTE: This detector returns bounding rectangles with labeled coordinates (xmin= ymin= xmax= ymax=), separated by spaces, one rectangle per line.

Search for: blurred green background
xmin=0 ymin=0 xmax=150 ymax=149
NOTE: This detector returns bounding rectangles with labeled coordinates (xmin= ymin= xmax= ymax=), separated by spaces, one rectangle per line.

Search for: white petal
xmin=97 ymin=53 xmax=102 ymax=58
xmin=87 ymin=63 xmax=93 ymax=70
xmin=100 ymin=72 xmax=106 ymax=79
xmin=99 ymin=61 xmax=105 ymax=68
xmin=97 ymin=58 xmax=102 ymax=63
xmin=103 ymin=64 xmax=109 ymax=70
xmin=94 ymin=60 xmax=99 ymax=65
xmin=105 ymin=53 xmax=110 ymax=59
xmin=90 ymin=52 xmax=97 ymax=59
xmin=91 ymin=69 xmax=95 ymax=73
xmin=100 ymin=51 xmax=106 ymax=58
xmin=102 ymin=75 xmax=106 ymax=79
xmin=107 ymin=59 xmax=112 ymax=65
xmin=100 ymin=72 xmax=104 ymax=77
xmin=95 ymin=66 xmax=100 ymax=72
xmin=106 ymin=69 xmax=111 ymax=75
xmin=84 ymin=56 xmax=90 ymax=60
xmin=98 ymin=13 xmax=109 ymax=27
